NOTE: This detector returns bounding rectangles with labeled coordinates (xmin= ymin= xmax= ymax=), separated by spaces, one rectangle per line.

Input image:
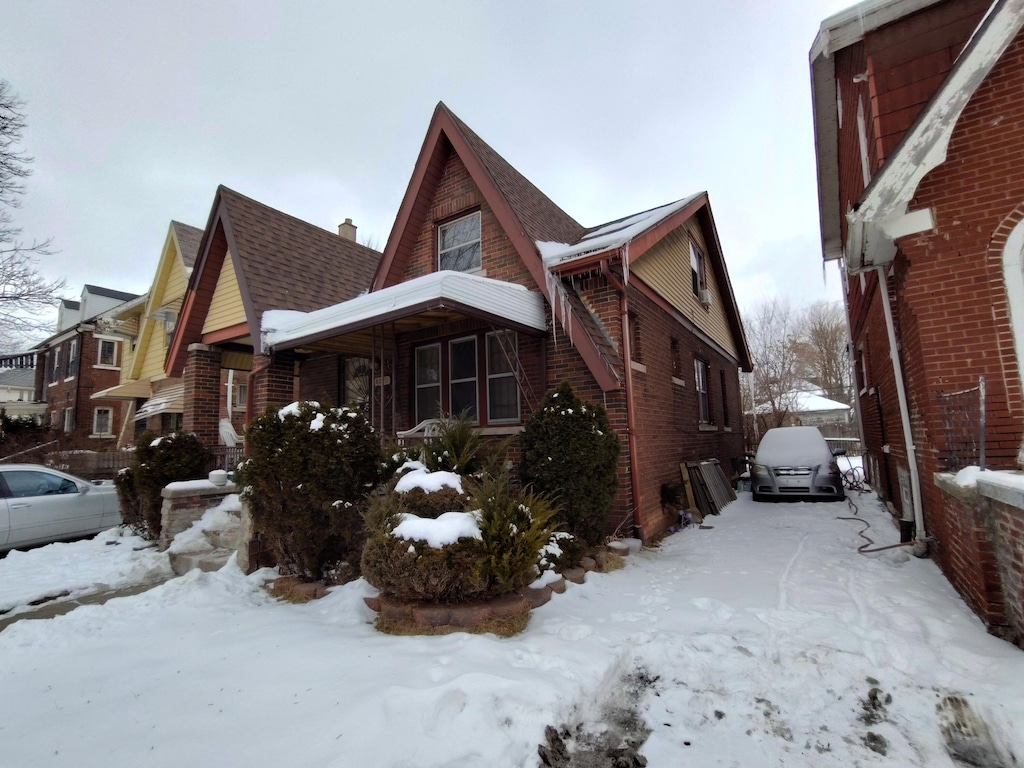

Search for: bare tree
xmin=744 ymin=297 xmax=801 ymax=431
xmin=0 ymin=80 xmax=64 ymax=351
xmin=794 ymin=301 xmax=850 ymax=403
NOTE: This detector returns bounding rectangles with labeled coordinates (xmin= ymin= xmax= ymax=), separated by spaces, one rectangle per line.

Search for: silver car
xmin=751 ymin=427 xmax=845 ymax=502
xmin=0 ymin=464 xmax=122 ymax=553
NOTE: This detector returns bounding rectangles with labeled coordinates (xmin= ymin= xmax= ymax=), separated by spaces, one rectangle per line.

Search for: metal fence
xmin=937 ymin=376 xmax=986 ymax=471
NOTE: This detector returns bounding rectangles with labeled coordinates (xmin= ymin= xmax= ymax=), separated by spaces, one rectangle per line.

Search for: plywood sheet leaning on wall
xmin=681 ymin=460 xmax=737 ymax=518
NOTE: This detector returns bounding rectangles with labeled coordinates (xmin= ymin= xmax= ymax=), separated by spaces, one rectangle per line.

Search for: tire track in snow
xmin=777 ymin=534 xmax=809 ymax=611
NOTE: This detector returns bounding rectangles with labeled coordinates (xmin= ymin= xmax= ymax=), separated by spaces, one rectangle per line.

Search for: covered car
xmin=0 ymin=464 xmax=122 ymax=552
xmin=751 ymin=426 xmax=845 ymax=502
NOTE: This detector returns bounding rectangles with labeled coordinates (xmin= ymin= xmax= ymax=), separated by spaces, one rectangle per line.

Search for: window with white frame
xmin=415 ymin=344 xmax=442 ymax=423
xmin=62 ymin=407 xmax=75 ymax=433
xmin=690 ymin=239 xmax=706 ymax=297
xmin=64 ymin=338 xmax=79 ymax=380
xmin=695 ymin=358 xmax=711 ymax=424
xmin=449 ymin=337 xmax=478 ymax=420
xmin=486 ymin=331 xmax=519 ymax=422
xmin=438 ymin=212 xmax=482 ymax=272
xmin=93 ymin=407 xmax=113 ymax=436
xmin=49 ymin=347 xmax=61 ymax=384
xmin=97 ymin=338 xmax=119 ymax=368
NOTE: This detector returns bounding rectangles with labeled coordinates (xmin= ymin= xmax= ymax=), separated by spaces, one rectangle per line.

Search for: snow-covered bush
xmin=361 ymin=466 xmax=557 ymax=603
xmin=518 ymin=380 xmax=620 ymax=545
xmin=119 ymin=431 xmax=210 ymax=540
xmin=237 ymin=400 xmax=383 ymax=582
xmin=418 ymin=412 xmax=484 ymax=475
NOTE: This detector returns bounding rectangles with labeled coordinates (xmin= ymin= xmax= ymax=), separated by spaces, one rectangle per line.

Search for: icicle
xmin=622 ymin=242 xmax=630 ymax=286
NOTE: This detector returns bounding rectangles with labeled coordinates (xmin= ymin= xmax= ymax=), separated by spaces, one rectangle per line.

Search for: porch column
xmin=183 ymin=343 xmax=222 ymax=446
xmin=252 ymin=351 xmax=298 ymax=417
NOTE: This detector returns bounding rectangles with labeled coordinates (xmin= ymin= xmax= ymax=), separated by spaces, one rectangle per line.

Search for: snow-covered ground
xmin=1 ymin=489 xmax=1021 ymax=767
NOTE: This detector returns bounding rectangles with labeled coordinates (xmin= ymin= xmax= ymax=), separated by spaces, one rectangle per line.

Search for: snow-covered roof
xmin=537 ymin=194 xmax=702 ymax=266
xmin=261 ymin=270 xmax=547 ymax=352
xmin=754 ymin=390 xmax=851 ymax=415
xmin=133 ymin=383 xmax=184 ymax=421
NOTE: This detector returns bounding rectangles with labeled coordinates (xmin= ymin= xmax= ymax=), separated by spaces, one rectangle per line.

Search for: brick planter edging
xmin=362 ymin=552 xmax=607 ymax=631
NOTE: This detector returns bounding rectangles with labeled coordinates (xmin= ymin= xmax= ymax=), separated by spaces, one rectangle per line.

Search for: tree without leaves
xmin=0 ymin=79 xmax=64 ymax=353
xmin=794 ymin=301 xmax=851 ymax=404
xmin=744 ymin=297 xmax=801 ymax=431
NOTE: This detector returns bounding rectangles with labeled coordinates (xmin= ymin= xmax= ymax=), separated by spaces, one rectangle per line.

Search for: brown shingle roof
xmin=442 ymin=104 xmax=585 ymax=247
xmin=171 ymin=221 xmax=204 ymax=268
xmin=217 ymin=186 xmax=382 ymax=319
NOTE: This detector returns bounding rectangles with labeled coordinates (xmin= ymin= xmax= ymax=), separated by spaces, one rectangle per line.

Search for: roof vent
xmin=338 ymin=218 xmax=357 ymax=242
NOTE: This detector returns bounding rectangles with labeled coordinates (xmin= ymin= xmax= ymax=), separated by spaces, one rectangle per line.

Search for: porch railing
xmin=207 ymin=446 xmax=245 ymax=474
xmin=937 ymin=376 xmax=986 ymax=471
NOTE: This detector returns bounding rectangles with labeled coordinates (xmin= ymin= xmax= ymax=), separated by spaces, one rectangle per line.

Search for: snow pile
xmin=394 ymin=466 xmax=463 ymax=495
xmin=954 ymin=465 xmax=984 ymax=487
xmin=0 ymin=528 xmax=171 ymax=616
xmin=167 ymin=495 xmax=242 ymax=555
xmin=392 ymin=510 xmax=481 ymax=548
xmin=1 ymin=493 xmax=1022 ymax=767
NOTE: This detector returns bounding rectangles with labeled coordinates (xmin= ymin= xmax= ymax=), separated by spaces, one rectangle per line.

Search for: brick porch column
xmin=183 ymin=343 xmax=223 ymax=446
xmin=252 ymin=351 xmax=298 ymax=417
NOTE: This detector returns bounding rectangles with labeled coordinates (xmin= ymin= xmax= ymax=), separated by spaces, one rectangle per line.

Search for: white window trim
xmin=695 ymin=357 xmax=711 ymax=424
xmin=64 ymin=338 xmax=78 ymax=382
xmin=94 ymin=336 xmax=121 ymax=370
xmin=486 ymin=331 xmax=520 ymax=424
xmin=448 ymin=335 xmax=479 ymax=422
xmin=92 ymin=407 xmax=114 ymax=438
xmin=438 ymin=211 xmax=483 ymax=274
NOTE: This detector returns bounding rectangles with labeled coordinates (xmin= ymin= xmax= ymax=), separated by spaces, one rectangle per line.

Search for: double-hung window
xmin=695 ymin=358 xmax=711 ymax=424
xmin=449 ymin=337 xmax=478 ymax=420
xmin=49 ymin=347 xmax=61 ymax=384
xmin=97 ymin=338 xmax=119 ymax=368
xmin=438 ymin=212 xmax=481 ymax=272
xmin=690 ymin=240 xmax=706 ymax=297
xmin=487 ymin=331 xmax=519 ymax=422
xmin=64 ymin=338 xmax=79 ymax=380
xmin=93 ymin=407 xmax=113 ymax=437
xmin=415 ymin=344 xmax=442 ymax=423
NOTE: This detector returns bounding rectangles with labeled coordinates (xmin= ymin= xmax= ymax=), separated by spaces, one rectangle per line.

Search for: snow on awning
xmin=134 ymin=384 xmax=185 ymax=421
xmin=92 ymin=379 xmax=153 ymax=400
xmin=537 ymin=194 xmax=702 ymax=267
xmin=261 ymin=270 xmax=548 ymax=353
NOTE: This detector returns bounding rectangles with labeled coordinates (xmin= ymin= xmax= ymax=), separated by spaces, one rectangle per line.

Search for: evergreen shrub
xmin=236 ymin=400 xmax=383 ymax=581
xmin=419 ymin=412 xmax=483 ymax=475
xmin=125 ymin=431 xmax=210 ymax=540
xmin=113 ymin=465 xmax=145 ymax=536
xmin=518 ymin=380 xmax=620 ymax=545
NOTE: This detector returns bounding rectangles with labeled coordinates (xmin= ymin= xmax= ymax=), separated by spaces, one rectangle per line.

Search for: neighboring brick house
xmin=34 ymin=285 xmax=141 ymax=442
xmin=91 ymin=221 xmax=203 ymax=447
xmin=811 ymin=0 xmax=1024 ymax=643
xmin=165 ymin=186 xmax=382 ymax=452
xmin=258 ymin=103 xmax=752 ymax=541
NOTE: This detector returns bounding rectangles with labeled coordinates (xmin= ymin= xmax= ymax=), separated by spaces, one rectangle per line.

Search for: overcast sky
xmin=2 ymin=0 xmax=854 ymax=336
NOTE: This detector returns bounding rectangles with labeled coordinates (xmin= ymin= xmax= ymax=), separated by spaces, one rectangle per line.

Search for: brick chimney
xmin=338 ymin=218 xmax=357 ymax=242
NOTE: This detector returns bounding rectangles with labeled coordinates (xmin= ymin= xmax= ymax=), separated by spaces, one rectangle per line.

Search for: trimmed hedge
xmin=236 ymin=400 xmax=383 ymax=581
xmin=518 ymin=380 xmax=620 ymax=545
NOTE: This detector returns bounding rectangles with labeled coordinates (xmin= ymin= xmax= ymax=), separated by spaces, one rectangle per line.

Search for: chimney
xmin=338 ymin=218 xmax=357 ymax=242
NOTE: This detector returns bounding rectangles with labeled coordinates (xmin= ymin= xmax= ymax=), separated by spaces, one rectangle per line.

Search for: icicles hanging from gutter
xmin=544 ymin=268 xmax=573 ymax=346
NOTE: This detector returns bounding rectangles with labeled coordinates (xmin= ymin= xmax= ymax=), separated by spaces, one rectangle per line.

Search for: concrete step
xmin=170 ymin=548 xmax=234 ymax=576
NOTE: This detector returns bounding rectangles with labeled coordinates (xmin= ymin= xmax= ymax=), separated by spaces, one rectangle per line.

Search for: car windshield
xmin=755 ymin=427 xmax=833 ymax=467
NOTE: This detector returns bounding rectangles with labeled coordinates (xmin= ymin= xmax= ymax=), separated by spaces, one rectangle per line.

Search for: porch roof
xmin=91 ymin=379 xmax=153 ymax=400
xmin=134 ymin=383 xmax=185 ymax=421
xmin=260 ymin=270 xmax=548 ymax=354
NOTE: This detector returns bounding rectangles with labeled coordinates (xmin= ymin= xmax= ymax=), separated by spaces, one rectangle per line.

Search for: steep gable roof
xmin=167 ymin=186 xmax=382 ymax=376
xmin=171 ymin=221 xmax=203 ymax=269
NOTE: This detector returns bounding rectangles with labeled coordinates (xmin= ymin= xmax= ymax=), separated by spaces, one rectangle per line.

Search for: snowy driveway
xmin=0 ymin=491 xmax=1021 ymax=767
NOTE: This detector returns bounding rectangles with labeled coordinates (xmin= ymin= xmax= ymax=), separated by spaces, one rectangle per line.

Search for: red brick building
xmin=811 ymin=0 xmax=1024 ymax=643
xmin=254 ymin=104 xmax=752 ymax=541
xmin=34 ymin=285 xmax=141 ymax=442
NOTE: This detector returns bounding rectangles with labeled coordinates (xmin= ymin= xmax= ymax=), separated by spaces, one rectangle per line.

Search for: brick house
xmin=811 ymin=0 xmax=1024 ymax=642
xmin=34 ymin=285 xmax=141 ymax=441
xmin=165 ymin=186 xmax=382 ymax=453
xmin=91 ymin=221 xmax=203 ymax=446
xmin=256 ymin=103 xmax=751 ymax=541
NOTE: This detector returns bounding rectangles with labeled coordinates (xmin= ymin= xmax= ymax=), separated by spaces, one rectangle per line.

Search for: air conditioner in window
xmin=698 ymin=288 xmax=713 ymax=307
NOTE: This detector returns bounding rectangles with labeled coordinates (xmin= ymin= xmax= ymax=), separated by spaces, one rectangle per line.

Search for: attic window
xmin=438 ymin=212 xmax=481 ymax=272
xmin=690 ymin=240 xmax=706 ymax=297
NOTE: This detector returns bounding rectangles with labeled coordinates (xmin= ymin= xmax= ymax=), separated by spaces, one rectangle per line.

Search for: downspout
xmin=875 ymin=265 xmax=928 ymax=555
xmin=601 ymin=258 xmax=643 ymax=539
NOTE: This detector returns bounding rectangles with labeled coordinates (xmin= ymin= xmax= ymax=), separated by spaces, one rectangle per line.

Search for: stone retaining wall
xmin=159 ymin=479 xmax=239 ymax=550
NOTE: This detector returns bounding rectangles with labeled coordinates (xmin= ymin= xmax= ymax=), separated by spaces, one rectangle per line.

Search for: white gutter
xmin=876 ymin=266 xmax=927 ymax=553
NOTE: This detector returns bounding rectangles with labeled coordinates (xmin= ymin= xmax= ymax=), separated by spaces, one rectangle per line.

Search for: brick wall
xmin=252 ymin=351 xmax=298 ymax=417
xmin=183 ymin=344 xmax=223 ymax=446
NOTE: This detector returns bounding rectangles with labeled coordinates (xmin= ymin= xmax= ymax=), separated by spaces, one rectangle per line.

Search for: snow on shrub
xmin=518 ymin=380 xmax=620 ymax=545
xmin=116 ymin=431 xmax=210 ymax=540
xmin=236 ymin=400 xmax=383 ymax=582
